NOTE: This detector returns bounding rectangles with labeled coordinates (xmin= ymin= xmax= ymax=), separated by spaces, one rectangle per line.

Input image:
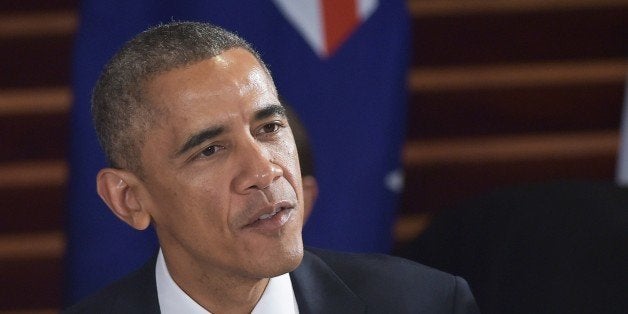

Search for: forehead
xmin=144 ymin=48 xmax=278 ymax=122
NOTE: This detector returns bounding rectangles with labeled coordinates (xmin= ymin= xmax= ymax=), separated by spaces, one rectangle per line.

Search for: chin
xmin=282 ymin=240 xmax=304 ymax=271
xmin=256 ymin=237 xmax=304 ymax=278
xmin=269 ymin=250 xmax=303 ymax=278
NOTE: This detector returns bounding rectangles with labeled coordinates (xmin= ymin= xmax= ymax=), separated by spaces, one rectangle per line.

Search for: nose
xmin=233 ymin=138 xmax=283 ymax=194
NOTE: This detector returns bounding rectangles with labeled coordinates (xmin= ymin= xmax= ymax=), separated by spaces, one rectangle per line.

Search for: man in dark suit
xmin=65 ymin=21 xmax=479 ymax=313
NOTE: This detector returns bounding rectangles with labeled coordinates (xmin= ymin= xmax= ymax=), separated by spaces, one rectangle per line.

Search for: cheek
xmin=186 ymin=173 xmax=234 ymax=225
xmin=274 ymin=140 xmax=303 ymax=204
xmin=150 ymin=175 xmax=220 ymax=221
xmin=275 ymin=139 xmax=301 ymax=179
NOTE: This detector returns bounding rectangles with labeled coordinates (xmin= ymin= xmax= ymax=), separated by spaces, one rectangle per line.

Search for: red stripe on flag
xmin=321 ymin=0 xmax=359 ymax=57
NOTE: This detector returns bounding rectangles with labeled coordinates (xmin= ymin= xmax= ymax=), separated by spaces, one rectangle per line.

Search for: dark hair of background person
xmin=91 ymin=21 xmax=270 ymax=175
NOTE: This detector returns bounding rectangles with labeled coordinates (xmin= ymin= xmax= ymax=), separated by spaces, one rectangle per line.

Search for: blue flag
xmin=66 ymin=0 xmax=409 ymax=303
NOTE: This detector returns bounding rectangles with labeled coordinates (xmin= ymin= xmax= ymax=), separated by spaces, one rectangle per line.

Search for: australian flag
xmin=66 ymin=0 xmax=409 ymax=303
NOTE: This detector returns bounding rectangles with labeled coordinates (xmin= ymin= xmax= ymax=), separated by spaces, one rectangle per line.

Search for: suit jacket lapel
xmin=290 ymin=250 xmax=365 ymax=314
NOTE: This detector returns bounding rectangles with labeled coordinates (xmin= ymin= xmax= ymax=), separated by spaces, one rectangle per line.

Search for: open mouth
xmin=245 ymin=204 xmax=295 ymax=231
xmin=257 ymin=206 xmax=284 ymax=220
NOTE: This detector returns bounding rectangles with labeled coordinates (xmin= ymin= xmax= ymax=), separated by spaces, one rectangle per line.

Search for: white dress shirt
xmin=155 ymin=250 xmax=299 ymax=314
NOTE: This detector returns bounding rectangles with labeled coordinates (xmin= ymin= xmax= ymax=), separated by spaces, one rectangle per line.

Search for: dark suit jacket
xmin=64 ymin=248 xmax=479 ymax=313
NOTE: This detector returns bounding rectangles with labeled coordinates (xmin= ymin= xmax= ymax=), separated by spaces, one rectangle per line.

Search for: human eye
xmin=262 ymin=122 xmax=280 ymax=133
xmin=197 ymin=144 xmax=223 ymax=158
xmin=257 ymin=121 xmax=284 ymax=136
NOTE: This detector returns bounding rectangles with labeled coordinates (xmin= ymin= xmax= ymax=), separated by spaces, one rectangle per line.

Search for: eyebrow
xmin=174 ymin=104 xmax=285 ymax=158
xmin=175 ymin=126 xmax=224 ymax=157
xmin=255 ymin=104 xmax=286 ymax=121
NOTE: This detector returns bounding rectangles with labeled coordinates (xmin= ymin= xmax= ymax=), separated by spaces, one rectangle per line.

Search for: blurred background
xmin=0 ymin=0 xmax=626 ymax=313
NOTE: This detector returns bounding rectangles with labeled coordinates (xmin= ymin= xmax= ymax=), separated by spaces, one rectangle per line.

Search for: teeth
xmin=258 ymin=207 xmax=281 ymax=220
xmin=258 ymin=213 xmax=273 ymax=220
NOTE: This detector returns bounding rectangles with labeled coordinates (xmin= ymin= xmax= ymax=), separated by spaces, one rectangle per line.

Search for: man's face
xmin=137 ymin=48 xmax=304 ymax=281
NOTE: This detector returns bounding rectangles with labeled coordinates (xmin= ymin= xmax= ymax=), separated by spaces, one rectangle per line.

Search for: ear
xmin=96 ymin=168 xmax=151 ymax=230
xmin=301 ymin=175 xmax=319 ymax=224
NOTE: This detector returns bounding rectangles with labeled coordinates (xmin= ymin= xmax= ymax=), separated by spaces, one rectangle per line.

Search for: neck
xmin=197 ymin=275 xmax=269 ymax=314
xmin=163 ymin=252 xmax=270 ymax=314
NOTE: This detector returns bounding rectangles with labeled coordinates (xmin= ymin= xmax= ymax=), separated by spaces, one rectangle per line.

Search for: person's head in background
xmin=283 ymin=100 xmax=318 ymax=223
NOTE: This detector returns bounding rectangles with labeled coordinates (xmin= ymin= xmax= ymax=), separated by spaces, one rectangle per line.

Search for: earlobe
xmin=96 ymin=169 xmax=151 ymax=230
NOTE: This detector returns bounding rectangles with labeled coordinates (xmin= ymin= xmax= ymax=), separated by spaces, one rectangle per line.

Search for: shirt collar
xmin=155 ymin=249 xmax=299 ymax=314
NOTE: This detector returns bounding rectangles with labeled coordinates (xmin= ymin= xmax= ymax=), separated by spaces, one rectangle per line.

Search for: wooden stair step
xmin=407 ymin=81 xmax=625 ymax=138
xmin=410 ymin=6 xmax=627 ymax=66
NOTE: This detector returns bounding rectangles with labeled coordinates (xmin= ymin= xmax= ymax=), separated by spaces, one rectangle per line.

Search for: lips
xmin=258 ymin=206 xmax=282 ymax=220
xmin=244 ymin=200 xmax=295 ymax=231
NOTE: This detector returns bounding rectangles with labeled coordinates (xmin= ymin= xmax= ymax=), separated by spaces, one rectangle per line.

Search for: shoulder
xmin=306 ymin=247 xmax=454 ymax=291
xmin=307 ymin=246 xmax=447 ymax=279
xmin=305 ymin=247 xmax=479 ymax=314
xmin=62 ymin=258 xmax=159 ymax=314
